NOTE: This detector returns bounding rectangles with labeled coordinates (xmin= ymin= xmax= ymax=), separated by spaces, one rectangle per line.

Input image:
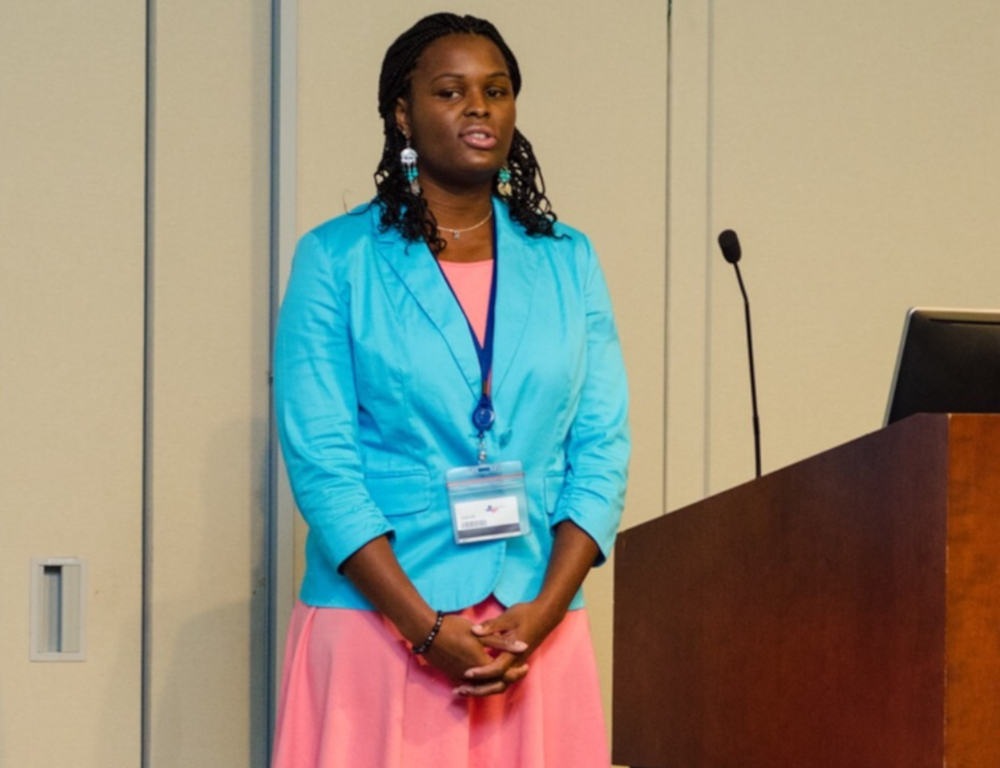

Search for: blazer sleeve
xmin=273 ymin=231 xmax=394 ymax=571
xmin=549 ymin=236 xmax=631 ymax=565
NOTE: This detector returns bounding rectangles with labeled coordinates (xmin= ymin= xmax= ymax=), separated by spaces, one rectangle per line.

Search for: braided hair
xmin=375 ymin=13 xmax=558 ymax=254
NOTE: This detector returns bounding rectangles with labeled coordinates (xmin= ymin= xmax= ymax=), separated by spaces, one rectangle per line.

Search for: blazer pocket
xmin=544 ymin=472 xmax=567 ymax=516
xmin=365 ymin=469 xmax=431 ymax=517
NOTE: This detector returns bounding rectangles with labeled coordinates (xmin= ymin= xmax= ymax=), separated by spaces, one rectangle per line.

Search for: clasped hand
xmin=422 ymin=601 xmax=561 ymax=698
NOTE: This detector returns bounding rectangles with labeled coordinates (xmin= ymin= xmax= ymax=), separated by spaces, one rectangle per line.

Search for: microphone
xmin=718 ymin=229 xmax=741 ymax=265
xmin=717 ymin=229 xmax=762 ymax=478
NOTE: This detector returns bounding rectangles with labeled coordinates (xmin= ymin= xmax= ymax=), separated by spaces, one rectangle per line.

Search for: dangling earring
xmin=497 ymin=165 xmax=512 ymax=198
xmin=400 ymin=140 xmax=420 ymax=195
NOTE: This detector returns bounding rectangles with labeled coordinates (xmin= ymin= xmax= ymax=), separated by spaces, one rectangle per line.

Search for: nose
xmin=464 ymin=88 xmax=489 ymax=116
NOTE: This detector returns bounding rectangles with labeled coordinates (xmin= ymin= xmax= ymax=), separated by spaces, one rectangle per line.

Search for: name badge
xmin=446 ymin=460 xmax=530 ymax=544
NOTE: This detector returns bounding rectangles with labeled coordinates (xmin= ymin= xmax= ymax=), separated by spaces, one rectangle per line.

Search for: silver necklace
xmin=437 ymin=209 xmax=493 ymax=239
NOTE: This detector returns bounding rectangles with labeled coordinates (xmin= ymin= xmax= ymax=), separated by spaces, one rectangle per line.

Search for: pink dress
xmin=271 ymin=598 xmax=609 ymax=767
xmin=271 ymin=258 xmax=610 ymax=767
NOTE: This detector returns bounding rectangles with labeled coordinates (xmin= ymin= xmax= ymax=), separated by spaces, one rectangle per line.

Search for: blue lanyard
xmin=436 ymin=221 xmax=498 ymax=441
xmin=471 ymin=253 xmax=497 ymax=435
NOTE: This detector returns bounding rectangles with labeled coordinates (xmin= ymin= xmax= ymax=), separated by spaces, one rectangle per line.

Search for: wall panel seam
xmin=141 ymin=1 xmax=155 ymax=766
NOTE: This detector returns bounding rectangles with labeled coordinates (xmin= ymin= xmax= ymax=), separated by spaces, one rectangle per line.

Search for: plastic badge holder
xmin=446 ymin=460 xmax=531 ymax=544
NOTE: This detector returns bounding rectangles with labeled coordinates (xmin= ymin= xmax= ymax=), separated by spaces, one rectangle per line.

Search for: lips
xmin=459 ymin=126 xmax=498 ymax=150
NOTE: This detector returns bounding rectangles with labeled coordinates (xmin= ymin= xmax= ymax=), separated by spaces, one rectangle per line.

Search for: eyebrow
xmin=429 ymin=71 xmax=512 ymax=83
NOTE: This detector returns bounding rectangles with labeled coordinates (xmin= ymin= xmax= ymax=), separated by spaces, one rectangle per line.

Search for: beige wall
xmin=0 ymin=2 xmax=146 ymax=765
xmin=0 ymin=2 xmax=273 ymax=767
xmin=667 ymin=0 xmax=1000 ymax=509
xmin=145 ymin=1 xmax=272 ymax=766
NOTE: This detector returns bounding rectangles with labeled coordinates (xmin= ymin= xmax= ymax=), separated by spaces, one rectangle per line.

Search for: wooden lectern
xmin=613 ymin=414 xmax=1000 ymax=768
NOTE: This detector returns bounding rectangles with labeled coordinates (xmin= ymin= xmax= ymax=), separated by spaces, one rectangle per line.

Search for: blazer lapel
xmin=492 ymin=199 xmax=539 ymax=396
xmin=374 ymin=219 xmax=481 ymax=396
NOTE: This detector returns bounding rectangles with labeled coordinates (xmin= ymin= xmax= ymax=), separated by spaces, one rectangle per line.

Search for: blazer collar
xmin=373 ymin=198 xmax=540 ymax=399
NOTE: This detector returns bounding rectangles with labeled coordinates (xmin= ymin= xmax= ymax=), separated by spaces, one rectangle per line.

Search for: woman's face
xmin=396 ymin=33 xmax=516 ymax=194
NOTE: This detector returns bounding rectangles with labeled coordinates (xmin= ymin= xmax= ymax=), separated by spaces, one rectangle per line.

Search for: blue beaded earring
xmin=400 ymin=140 xmax=420 ymax=195
xmin=497 ymin=165 xmax=512 ymax=198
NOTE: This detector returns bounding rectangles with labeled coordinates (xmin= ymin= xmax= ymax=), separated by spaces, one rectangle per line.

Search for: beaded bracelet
xmin=412 ymin=610 xmax=445 ymax=655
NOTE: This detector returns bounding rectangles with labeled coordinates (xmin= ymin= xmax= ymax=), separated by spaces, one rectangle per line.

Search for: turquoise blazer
xmin=274 ymin=198 xmax=630 ymax=612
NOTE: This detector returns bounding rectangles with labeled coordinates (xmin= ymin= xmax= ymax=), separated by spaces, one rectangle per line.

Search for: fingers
xmin=457 ymin=650 xmax=529 ymax=698
xmin=463 ymin=651 xmax=530 ymax=681
xmin=463 ymin=654 xmax=511 ymax=681
xmin=470 ymin=616 xmax=529 ymax=654
xmin=469 ymin=620 xmax=501 ymax=636
xmin=438 ymin=606 xmax=539 ymax=697
xmin=503 ymin=662 xmax=530 ymax=684
xmin=475 ymin=633 xmax=528 ymax=653
xmin=453 ymin=662 xmax=529 ymax=698
xmin=423 ymin=617 xmax=494 ymax=678
xmin=453 ymin=680 xmax=506 ymax=697
xmin=470 ymin=608 xmax=520 ymax=637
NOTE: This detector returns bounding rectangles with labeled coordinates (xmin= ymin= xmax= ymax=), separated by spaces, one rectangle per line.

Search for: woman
xmin=272 ymin=12 xmax=629 ymax=768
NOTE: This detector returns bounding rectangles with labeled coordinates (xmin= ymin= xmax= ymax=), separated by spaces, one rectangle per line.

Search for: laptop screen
xmin=885 ymin=307 xmax=1000 ymax=426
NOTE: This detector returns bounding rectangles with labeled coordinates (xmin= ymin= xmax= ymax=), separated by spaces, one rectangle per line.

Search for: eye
xmin=486 ymin=86 xmax=509 ymax=99
xmin=436 ymin=87 xmax=462 ymax=100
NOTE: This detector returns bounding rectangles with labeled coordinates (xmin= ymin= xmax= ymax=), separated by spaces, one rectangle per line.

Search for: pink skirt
xmin=271 ymin=597 xmax=610 ymax=768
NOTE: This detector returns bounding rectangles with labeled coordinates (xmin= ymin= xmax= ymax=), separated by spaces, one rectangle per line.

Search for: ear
xmin=395 ymin=98 xmax=411 ymax=140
